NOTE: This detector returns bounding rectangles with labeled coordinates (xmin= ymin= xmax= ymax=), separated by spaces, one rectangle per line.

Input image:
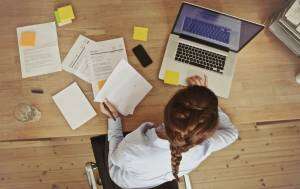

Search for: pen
xmin=31 ymin=88 xmax=44 ymax=94
xmin=103 ymin=102 xmax=116 ymax=121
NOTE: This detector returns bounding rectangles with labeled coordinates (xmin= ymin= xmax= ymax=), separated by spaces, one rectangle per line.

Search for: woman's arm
xmin=107 ymin=117 xmax=124 ymax=157
xmin=206 ymin=107 xmax=239 ymax=152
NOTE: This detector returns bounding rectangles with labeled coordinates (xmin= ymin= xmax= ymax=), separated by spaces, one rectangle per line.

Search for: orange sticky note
xmin=98 ymin=80 xmax=105 ymax=90
xmin=164 ymin=70 xmax=180 ymax=85
xmin=20 ymin=31 xmax=36 ymax=47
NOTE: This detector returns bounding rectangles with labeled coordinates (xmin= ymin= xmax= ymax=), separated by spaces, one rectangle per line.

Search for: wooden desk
xmin=0 ymin=0 xmax=299 ymax=141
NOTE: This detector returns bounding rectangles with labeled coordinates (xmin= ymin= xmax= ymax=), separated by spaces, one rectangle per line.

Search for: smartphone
xmin=132 ymin=44 xmax=153 ymax=67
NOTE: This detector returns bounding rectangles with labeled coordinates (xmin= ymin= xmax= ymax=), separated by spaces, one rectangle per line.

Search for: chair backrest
xmin=90 ymin=135 xmax=179 ymax=189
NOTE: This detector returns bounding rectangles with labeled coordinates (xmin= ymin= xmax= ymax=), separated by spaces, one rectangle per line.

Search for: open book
xmin=94 ymin=59 xmax=152 ymax=115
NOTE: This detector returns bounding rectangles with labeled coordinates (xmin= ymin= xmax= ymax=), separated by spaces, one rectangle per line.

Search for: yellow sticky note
xmin=164 ymin=70 xmax=180 ymax=85
xmin=98 ymin=80 xmax=105 ymax=90
xmin=58 ymin=5 xmax=75 ymax=22
xmin=20 ymin=31 xmax=36 ymax=47
xmin=133 ymin=26 xmax=148 ymax=41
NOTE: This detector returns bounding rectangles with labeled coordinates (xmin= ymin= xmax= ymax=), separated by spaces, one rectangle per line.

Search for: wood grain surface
xmin=0 ymin=0 xmax=299 ymax=141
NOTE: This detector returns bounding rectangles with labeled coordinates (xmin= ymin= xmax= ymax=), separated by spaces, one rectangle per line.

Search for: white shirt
xmin=107 ymin=108 xmax=238 ymax=189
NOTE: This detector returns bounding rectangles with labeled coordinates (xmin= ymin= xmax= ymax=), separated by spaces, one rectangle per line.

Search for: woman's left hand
xmin=187 ymin=75 xmax=208 ymax=87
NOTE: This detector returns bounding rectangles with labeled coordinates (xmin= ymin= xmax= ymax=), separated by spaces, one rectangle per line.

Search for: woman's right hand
xmin=100 ymin=100 xmax=119 ymax=119
xmin=187 ymin=75 xmax=208 ymax=87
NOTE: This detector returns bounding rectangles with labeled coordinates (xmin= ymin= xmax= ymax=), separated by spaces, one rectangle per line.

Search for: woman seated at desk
xmin=100 ymin=75 xmax=238 ymax=189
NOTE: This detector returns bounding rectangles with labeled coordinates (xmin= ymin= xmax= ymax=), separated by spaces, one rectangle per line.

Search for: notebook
xmin=94 ymin=59 xmax=152 ymax=115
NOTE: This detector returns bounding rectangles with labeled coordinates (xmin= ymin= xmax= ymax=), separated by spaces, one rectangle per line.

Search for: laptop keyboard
xmin=175 ymin=43 xmax=226 ymax=74
xmin=183 ymin=17 xmax=230 ymax=44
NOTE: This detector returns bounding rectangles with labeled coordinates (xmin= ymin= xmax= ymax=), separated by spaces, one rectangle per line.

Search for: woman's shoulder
xmin=123 ymin=122 xmax=155 ymax=144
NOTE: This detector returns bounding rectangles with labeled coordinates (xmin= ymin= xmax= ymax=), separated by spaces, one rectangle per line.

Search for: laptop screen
xmin=172 ymin=3 xmax=264 ymax=52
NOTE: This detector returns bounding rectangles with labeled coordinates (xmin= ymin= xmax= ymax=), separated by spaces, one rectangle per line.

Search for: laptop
xmin=159 ymin=2 xmax=264 ymax=98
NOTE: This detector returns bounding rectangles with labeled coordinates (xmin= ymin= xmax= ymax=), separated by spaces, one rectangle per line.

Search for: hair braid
xmin=170 ymin=145 xmax=182 ymax=181
xmin=164 ymin=86 xmax=219 ymax=180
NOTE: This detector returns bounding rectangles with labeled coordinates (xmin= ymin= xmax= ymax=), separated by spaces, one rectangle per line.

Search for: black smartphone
xmin=132 ymin=44 xmax=153 ymax=67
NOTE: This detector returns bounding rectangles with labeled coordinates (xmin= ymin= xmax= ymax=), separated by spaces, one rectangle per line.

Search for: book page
xmin=95 ymin=59 xmax=152 ymax=115
xmin=16 ymin=22 xmax=62 ymax=78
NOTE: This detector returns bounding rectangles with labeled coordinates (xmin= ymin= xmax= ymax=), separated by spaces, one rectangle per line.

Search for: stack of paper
xmin=61 ymin=36 xmax=128 ymax=98
xmin=52 ymin=82 xmax=96 ymax=129
xmin=59 ymin=36 xmax=150 ymax=119
xmin=55 ymin=5 xmax=75 ymax=27
xmin=16 ymin=22 xmax=62 ymax=78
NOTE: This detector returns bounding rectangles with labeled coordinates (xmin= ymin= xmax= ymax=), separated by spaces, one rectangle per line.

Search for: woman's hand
xmin=187 ymin=75 xmax=208 ymax=87
xmin=100 ymin=100 xmax=119 ymax=119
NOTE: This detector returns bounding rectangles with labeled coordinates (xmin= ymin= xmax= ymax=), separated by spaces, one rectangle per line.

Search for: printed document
xmin=87 ymin=38 xmax=127 ymax=97
xmin=16 ymin=22 xmax=62 ymax=78
xmin=62 ymin=35 xmax=95 ymax=83
xmin=95 ymin=59 xmax=152 ymax=116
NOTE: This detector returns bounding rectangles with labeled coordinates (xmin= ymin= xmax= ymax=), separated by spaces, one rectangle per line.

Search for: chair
xmin=84 ymin=134 xmax=193 ymax=189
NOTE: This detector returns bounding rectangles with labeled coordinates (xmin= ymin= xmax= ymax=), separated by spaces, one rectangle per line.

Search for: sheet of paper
xmin=95 ymin=59 xmax=152 ymax=115
xmin=62 ymin=35 xmax=95 ymax=83
xmin=297 ymin=25 xmax=300 ymax=33
xmin=16 ymin=22 xmax=62 ymax=78
xmin=52 ymin=82 xmax=96 ymax=130
xmin=285 ymin=0 xmax=300 ymax=26
xmin=164 ymin=70 xmax=180 ymax=85
xmin=87 ymin=38 xmax=127 ymax=98
xmin=133 ymin=26 xmax=149 ymax=41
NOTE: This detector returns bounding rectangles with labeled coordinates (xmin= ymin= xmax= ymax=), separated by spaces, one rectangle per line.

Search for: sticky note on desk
xmin=20 ymin=31 xmax=36 ymax=47
xmin=57 ymin=5 xmax=75 ymax=22
xmin=164 ymin=70 xmax=180 ymax=85
xmin=133 ymin=26 xmax=148 ymax=41
xmin=98 ymin=80 xmax=105 ymax=90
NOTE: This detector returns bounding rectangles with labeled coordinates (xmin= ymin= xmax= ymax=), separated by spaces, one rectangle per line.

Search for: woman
xmin=100 ymin=75 xmax=238 ymax=189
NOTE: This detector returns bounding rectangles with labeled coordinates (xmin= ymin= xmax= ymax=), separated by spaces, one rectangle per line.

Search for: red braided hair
xmin=164 ymin=86 xmax=219 ymax=180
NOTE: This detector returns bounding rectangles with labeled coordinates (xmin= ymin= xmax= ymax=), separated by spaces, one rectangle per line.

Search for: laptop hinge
xmin=179 ymin=34 xmax=230 ymax=52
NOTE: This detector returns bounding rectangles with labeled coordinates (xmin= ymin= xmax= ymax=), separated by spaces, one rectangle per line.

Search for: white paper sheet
xmin=285 ymin=0 xmax=300 ymax=26
xmin=94 ymin=59 xmax=152 ymax=116
xmin=86 ymin=38 xmax=128 ymax=98
xmin=52 ymin=82 xmax=97 ymax=130
xmin=62 ymin=35 xmax=95 ymax=83
xmin=16 ymin=22 xmax=62 ymax=78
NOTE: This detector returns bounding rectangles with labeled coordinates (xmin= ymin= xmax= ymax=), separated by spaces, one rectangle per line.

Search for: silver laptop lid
xmin=172 ymin=3 xmax=264 ymax=52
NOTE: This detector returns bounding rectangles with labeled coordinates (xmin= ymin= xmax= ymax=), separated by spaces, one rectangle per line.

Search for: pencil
xmin=103 ymin=102 xmax=116 ymax=121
